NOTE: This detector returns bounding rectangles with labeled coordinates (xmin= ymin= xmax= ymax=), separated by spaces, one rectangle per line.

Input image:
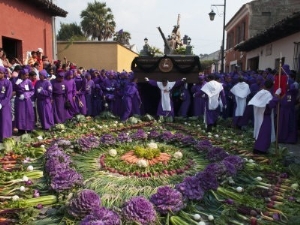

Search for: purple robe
xmin=74 ymin=76 xmax=87 ymax=115
xmin=85 ymin=79 xmax=94 ymax=116
xmin=35 ymin=80 xmax=54 ymax=130
xmin=222 ymin=81 xmax=234 ymax=119
xmin=102 ymin=77 xmax=117 ymax=112
xmin=92 ymin=82 xmax=103 ymax=117
xmin=177 ymin=85 xmax=191 ymax=117
xmin=254 ymin=97 xmax=279 ymax=152
xmin=121 ymin=82 xmax=141 ymax=121
xmin=191 ymin=83 xmax=205 ymax=117
xmin=0 ymin=78 xmax=12 ymax=141
xmin=112 ymin=88 xmax=123 ymax=117
xmin=131 ymin=83 xmax=142 ymax=116
xmin=64 ymin=78 xmax=77 ymax=119
xmin=148 ymin=80 xmax=182 ymax=117
xmin=51 ymin=79 xmax=67 ymax=124
xmin=14 ymin=79 xmax=35 ymax=131
xmin=278 ymin=87 xmax=298 ymax=144
xmin=203 ymin=89 xmax=226 ymax=126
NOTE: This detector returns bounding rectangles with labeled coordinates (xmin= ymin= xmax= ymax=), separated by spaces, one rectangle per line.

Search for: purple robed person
xmin=102 ymin=71 xmax=117 ymax=112
xmin=64 ymin=70 xmax=77 ymax=119
xmin=277 ymin=68 xmax=299 ymax=144
xmin=146 ymin=77 xmax=184 ymax=118
xmin=121 ymin=77 xmax=141 ymax=121
xmin=74 ymin=72 xmax=87 ymax=115
xmin=201 ymin=74 xmax=226 ymax=132
xmin=222 ymin=74 xmax=234 ymax=119
xmin=177 ymin=82 xmax=191 ymax=117
xmin=230 ymin=77 xmax=251 ymax=128
xmin=51 ymin=72 xmax=67 ymax=124
xmin=34 ymin=70 xmax=54 ymax=130
xmin=191 ymin=75 xmax=206 ymax=118
xmin=0 ymin=66 xmax=12 ymax=141
xmin=131 ymin=80 xmax=142 ymax=116
xmin=85 ymin=73 xmax=94 ymax=116
xmin=249 ymin=80 xmax=281 ymax=154
xmin=92 ymin=82 xmax=103 ymax=117
xmin=238 ymin=75 xmax=263 ymax=127
xmin=14 ymin=69 xmax=35 ymax=132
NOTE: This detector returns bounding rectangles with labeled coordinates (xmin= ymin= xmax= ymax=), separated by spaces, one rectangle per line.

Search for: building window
xmin=266 ymin=44 xmax=272 ymax=56
xmin=240 ymin=22 xmax=245 ymax=42
xmin=262 ymin=12 xmax=271 ymax=16
xmin=236 ymin=26 xmax=240 ymax=44
xmin=227 ymin=32 xmax=234 ymax=49
xmin=293 ymin=42 xmax=300 ymax=73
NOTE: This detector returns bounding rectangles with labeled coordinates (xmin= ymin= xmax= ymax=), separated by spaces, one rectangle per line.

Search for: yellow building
xmin=57 ymin=41 xmax=138 ymax=71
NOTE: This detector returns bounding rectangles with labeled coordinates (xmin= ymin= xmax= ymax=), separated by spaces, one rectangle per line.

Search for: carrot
xmin=0 ymin=161 xmax=17 ymax=164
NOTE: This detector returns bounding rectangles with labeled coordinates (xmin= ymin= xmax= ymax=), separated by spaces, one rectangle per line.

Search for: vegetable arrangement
xmin=0 ymin=117 xmax=299 ymax=225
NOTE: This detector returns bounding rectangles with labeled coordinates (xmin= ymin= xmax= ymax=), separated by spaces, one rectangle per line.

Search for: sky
xmin=54 ymin=0 xmax=251 ymax=55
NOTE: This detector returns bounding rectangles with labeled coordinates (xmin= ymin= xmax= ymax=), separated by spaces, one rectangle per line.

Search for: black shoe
xmin=253 ymin=149 xmax=268 ymax=155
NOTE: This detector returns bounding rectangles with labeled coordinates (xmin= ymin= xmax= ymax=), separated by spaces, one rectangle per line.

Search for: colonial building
xmin=57 ymin=41 xmax=139 ymax=72
xmin=225 ymin=0 xmax=300 ymax=72
xmin=0 ymin=0 xmax=67 ymax=62
xmin=235 ymin=12 xmax=300 ymax=73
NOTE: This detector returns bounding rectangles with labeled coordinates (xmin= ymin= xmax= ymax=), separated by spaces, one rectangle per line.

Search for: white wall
xmin=245 ymin=32 xmax=300 ymax=70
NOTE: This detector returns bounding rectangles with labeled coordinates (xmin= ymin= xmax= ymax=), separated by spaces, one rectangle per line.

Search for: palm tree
xmin=113 ymin=29 xmax=131 ymax=46
xmin=80 ymin=1 xmax=116 ymax=41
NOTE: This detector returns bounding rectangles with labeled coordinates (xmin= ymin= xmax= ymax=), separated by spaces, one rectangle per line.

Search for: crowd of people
xmin=0 ymin=47 xmax=299 ymax=154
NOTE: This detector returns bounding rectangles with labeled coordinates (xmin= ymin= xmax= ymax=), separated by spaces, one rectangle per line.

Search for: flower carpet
xmin=0 ymin=115 xmax=299 ymax=225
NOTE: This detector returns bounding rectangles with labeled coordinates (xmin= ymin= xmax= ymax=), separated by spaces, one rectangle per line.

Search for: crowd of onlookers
xmin=0 ymin=47 xmax=299 ymax=151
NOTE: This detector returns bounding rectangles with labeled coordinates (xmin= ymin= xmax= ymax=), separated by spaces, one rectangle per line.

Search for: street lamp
xmin=208 ymin=0 xmax=226 ymax=74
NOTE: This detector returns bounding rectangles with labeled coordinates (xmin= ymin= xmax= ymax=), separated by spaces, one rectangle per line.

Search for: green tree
xmin=57 ymin=22 xmax=86 ymax=41
xmin=80 ymin=1 xmax=116 ymax=41
xmin=113 ymin=29 xmax=131 ymax=46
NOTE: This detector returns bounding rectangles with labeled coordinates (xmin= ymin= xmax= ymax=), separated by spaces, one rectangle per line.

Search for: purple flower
xmin=80 ymin=207 xmax=120 ymax=225
xmin=45 ymin=147 xmax=67 ymax=159
xmin=25 ymin=180 xmax=33 ymax=186
xmin=50 ymin=169 xmax=83 ymax=192
xmin=195 ymin=171 xmax=219 ymax=191
xmin=273 ymin=213 xmax=280 ymax=221
xmin=68 ymin=189 xmax=101 ymax=219
xmin=148 ymin=130 xmax=160 ymax=140
xmin=45 ymin=157 xmax=71 ymax=175
xmin=175 ymin=176 xmax=204 ymax=200
xmin=204 ymin=163 xmax=227 ymax=178
xmin=222 ymin=155 xmax=245 ymax=170
xmin=206 ymin=147 xmax=229 ymax=162
xmin=170 ymin=132 xmax=185 ymax=142
xmin=194 ymin=140 xmax=213 ymax=153
xmin=122 ymin=196 xmax=156 ymax=225
xmin=117 ymin=132 xmax=132 ymax=143
xmin=222 ymin=161 xmax=237 ymax=176
xmin=36 ymin=204 xmax=43 ymax=209
xmin=159 ymin=131 xmax=173 ymax=142
xmin=224 ymin=198 xmax=234 ymax=205
xmin=33 ymin=189 xmax=40 ymax=198
xmin=181 ymin=135 xmax=197 ymax=146
xmin=100 ymin=134 xmax=116 ymax=145
xmin=131 ymin=129 xmax=148 ymax=141
xmin=76 ymin=136 xmax=100 ymax=152
xmin=150 ymin=186 xmax=184 ymax=215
